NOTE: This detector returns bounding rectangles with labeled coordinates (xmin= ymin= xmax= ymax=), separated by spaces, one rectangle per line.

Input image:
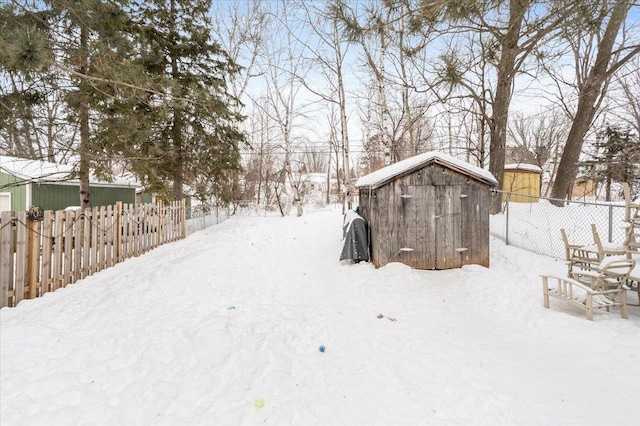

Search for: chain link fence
xmin=185 ymin=201 xmax=281 ymax=235
xmin=185 ymin=204 xmax=231 ymax=235
xmin=490 ymin=190 xmax=628 ymax=260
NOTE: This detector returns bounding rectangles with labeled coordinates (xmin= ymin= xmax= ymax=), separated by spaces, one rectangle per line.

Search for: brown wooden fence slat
xmin=15 ymin=211 xmax=27 ymax=306
xmin=52 ymin=210 xmax=64 ymax=291
xmin=63 ymin=209 xmax=73 ymax=287
xmin=139 ymin=206 xmax=145 ymax=254
xmin=134 ymin=204 xmax=139 ymax=254
xmin=1 ymin=211 xmax=15 ymax=307
xmin=27 ymin=217 xmax=40 ymax=299
xmin=140 ymin=205 xmax=146 ymax=254
xmin=90 ymin=207 xmax=98 ymax=276
xmin=105 ymin=205 xmax=113 ymax=268
xmin=41 ymin=211 xmax=53 ymax=294
xmin=98 ymin=206 xmax=107 ymax=273
xmin=82 ymin=209 xmax=91 ymax=280
xmin=121 ymin=204 xmax=129 ymax=260
xmin=72 ymin=209 xmax=82 ymax=283
xmin=129 ymin=204 xmax=136 ymax=257
xmin=110 ymin=205 xmax=117 ymax=265
xmin=115 ymin=202 xmax=122 ymax=263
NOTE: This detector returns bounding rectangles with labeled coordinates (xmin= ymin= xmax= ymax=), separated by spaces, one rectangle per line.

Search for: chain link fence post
xmin=505 ymin=192 xmax=510 ymax=246
xmin=609 ymin=204 xmax=614 ymax=243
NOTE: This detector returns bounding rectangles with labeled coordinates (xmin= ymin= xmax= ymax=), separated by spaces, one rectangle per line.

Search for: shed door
xmin=405 ymin=184 xmax=462 ymax=270
xmin=434 ymin=185 xmax=463 ymax=269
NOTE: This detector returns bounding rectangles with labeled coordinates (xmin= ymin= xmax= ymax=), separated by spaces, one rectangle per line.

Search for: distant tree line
xmin=2 ymin=0 xmax=639 ymax=215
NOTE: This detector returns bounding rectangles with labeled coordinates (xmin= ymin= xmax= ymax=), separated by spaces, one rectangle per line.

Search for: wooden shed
xmin=356 ymin=152 xmax=497 ymax=270
xmin=502 ymin=163 xmax=542 ymax=203
xmin=0 ymin=155 xmax=138 ymax=213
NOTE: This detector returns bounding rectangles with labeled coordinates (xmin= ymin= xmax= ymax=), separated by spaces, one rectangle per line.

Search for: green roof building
xmin=1 ymin=155 xmax=139 ymax=213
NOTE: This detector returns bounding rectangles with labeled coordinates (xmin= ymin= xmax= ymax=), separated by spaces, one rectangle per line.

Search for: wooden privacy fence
xmin=0 ymin=200 xmax=186 ymax=308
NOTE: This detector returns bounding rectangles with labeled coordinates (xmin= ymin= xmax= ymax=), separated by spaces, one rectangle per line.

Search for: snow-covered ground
xmin=1 ymin=207 xmax=639 ymax=425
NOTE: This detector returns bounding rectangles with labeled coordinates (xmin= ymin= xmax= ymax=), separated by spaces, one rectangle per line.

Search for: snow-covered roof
xmin=355 ymin=151 xmax=497 ymax=189
xmin=0 ymin=155 xmax=139 ymax=188
xmin=504 ymin=163 xmax=543 ymax=173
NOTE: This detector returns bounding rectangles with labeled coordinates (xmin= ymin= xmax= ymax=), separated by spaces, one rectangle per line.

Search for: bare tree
xmin=292 ymin=0 xmax=356 ymax=211
xmin=301 ymin=142 xmax=329 ymax=174
xmin=241 ymin=98 xmax=279 ymax=205
xmin=607 ymin=55 xmax=640 ymax=145
xmin=211 ymin=0 xmax=268 ymax=104
xmin=254 ymin=0 xmax=311 ymax=217
xmin=550 ymin=0 xmax=640 ymax=202
xmin=507 ymin=110 xmax=570 ymax=196
xmin=507 ymin=111 xmax=569 ymax=168
xmin=416 ymin=1 xmax=580 ymax=212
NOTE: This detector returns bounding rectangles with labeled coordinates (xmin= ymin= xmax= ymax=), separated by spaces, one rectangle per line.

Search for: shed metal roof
xmin=355 ymin=151 xmax=497 ymax=189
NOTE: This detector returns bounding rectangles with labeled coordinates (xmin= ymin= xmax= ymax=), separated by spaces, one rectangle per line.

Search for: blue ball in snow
xmin=319 ymin=345 xmax=326 ymax=353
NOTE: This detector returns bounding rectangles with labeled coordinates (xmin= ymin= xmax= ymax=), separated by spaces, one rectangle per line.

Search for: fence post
xmin=1 ymin=212 xmax=14 ymax=307
xmin=27 ymin=217 xmax=39 ymax=299
xmin=15 ymin=212 xmax=27 ymax=304
xmin=608 ymin=204 xmax=613 ymax=243
xmin=157 ymin=199 xmax=164 ymax=245
xmin=505 ymin=192 xmax=510 ymax=246
xmin=181 ymin=198 xmax=186 ymax=238
xmin=116 ymin=201 xmax=123 ymax=263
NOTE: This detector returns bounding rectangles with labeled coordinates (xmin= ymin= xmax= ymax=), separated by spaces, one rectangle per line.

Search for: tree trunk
xmin=326 ymin=159 xmax=331 ymax=205
xmin=283 ymin=134 xmax=302 ymax=217
xmin=170 ymin=0 xmax=183 ymax=201
xmin=550 ymin=0 xmax=633 ymax=204
xmin=488 ymin=0 xmax=528 ymax=214
xmin=78 ymin=20 xmax=91 ymax=209
xmin=335 ymin=20 xmax=352 ymax=210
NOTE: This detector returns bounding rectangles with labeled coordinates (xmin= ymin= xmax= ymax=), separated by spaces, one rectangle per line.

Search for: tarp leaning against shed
xmin=340 ymin=210 xmax=369 ymax=262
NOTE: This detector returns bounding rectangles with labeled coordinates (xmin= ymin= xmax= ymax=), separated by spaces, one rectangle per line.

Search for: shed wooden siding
xmin=502 ymin=169 xmax=541 ymax=203
xmin=359 ymin=164 xmax=490 ymax=270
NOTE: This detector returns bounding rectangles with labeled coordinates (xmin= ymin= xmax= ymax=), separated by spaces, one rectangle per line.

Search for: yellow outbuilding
xmin=502 ymin=164 xmax=542 ymax=203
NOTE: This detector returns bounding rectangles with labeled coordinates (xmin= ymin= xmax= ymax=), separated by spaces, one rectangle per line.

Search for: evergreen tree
xmin=3 ymin=0 xmax=138 ymax=207
xmin=51 ymin=0 xmax=136 ymax=207
xmin=121 ymin=0 xmax=245 ymax=202
xmin=583 ymin=124 xmax=640 ymax=201
xmin=0 ymin=3 xmax=51 ymax=158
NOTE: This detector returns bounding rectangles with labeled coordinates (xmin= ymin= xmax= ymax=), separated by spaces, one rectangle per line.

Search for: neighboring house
xmin=572 ymin=177 xmax=598 ymax=201
xmin=502 ymin=163 xmax=543 ymax=203
xmin=300 ymin=173 xmax=338 ymax=199
xmin=356 ymin=151 xmax=497 ymax=270
xmin=0 ymin=155 xmax=139 ymax=213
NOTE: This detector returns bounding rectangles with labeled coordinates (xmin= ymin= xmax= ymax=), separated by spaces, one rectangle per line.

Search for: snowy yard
xmin=1 ymin=207 xmax=639 ymax=425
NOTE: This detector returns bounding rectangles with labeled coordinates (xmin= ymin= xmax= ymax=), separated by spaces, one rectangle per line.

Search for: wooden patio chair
xmin=623 ymin=183 xmax=640 ymax=252
xmin=541 ymin=258 xmax=635 ymax=321
xmin=560 ymin=228 xmax=600 ymax=281
xmin=590 ymin=224 xmax=626 ymax=260
xmin=621 ymin=183 xmax=640 ymax=304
